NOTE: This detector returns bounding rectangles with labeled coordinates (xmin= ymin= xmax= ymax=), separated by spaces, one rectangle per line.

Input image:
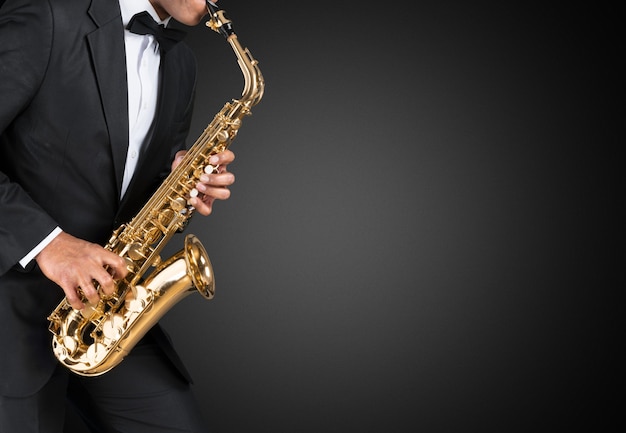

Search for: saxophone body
xmin=47 ymin=1 xmax=264 ymax=376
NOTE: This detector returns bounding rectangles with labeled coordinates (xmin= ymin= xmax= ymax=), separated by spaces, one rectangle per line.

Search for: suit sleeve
xmin=0 ymin=0 xmax=58 ymax=275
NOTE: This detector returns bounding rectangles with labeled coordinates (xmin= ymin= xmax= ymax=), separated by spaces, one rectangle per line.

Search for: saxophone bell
xmin=182 ymin=233 xmax=215 ymax=299
xmin=48 ymin=234 xmax=214 ymax=376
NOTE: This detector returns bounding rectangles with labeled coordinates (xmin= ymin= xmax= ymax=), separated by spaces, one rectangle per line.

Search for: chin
xmin=180 ymin=9 xmax=208 ymax=26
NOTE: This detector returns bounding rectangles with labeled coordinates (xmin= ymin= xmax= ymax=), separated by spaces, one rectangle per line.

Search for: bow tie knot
xmin=126 ymin=11 xmax=185 ymax=53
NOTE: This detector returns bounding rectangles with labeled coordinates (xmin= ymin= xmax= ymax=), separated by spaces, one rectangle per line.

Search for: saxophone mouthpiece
xmin=206 ymin=1 xmax=234 ymax=38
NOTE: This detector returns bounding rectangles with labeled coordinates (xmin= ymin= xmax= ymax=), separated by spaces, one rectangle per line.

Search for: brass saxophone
xmin=47 ymin=1 xmax=264 ymax=376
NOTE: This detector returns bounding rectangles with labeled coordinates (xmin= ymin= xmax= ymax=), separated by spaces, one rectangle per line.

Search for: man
xmin=0 ymin=0 xmax=233 ymax=431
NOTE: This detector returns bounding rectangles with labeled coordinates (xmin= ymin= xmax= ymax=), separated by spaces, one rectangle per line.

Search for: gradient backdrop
xmin=67 ymin=2 xmax=621 ymax=432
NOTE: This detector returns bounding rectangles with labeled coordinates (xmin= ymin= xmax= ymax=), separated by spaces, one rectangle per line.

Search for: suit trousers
xmin=0 ymin=334 xmax=209 ymax=433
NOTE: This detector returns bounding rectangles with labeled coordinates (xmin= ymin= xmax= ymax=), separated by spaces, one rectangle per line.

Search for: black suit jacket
xmin=0 ymin=0 xmax=198 ymax=397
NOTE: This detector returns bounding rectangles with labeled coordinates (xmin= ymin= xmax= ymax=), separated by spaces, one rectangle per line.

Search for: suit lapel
xmin=86 ymin=0 xmax=129 ymax=201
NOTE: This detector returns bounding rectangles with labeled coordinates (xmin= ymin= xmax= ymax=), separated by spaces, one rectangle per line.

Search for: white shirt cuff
xmin=19 ymin=226 xmax=63 ymax=268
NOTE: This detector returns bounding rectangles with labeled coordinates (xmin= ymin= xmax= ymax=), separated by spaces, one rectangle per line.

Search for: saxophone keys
xmin=145 ymin=227 xmax=162 ymax=244
xmin=52 ymin=336 xmax=77 ymax=359
xmin=217 ymin=130 xmax=229 ymax=142
xmin=205 ymin=164 xmax=218 ymax=174
xmin=194 ymin=167 xmax=205 ymax=178
xmin=123 ymin=257 xmax=137 ymax=273
xmin=230 ymin=118 xmax=242 ymax=130
xmin=158 ymin=209 xmax=175 ymax=226
xmin=102 ymin=313 xmax=125 ymax=340
xmin=86 ymin=342 xmax=106 ymax=365
xmin=127 ymin=243 xmax=146 ymax=261
xmin=64 ymin=336 xmax=79 ymax=354
xmin=188 ymin=188 xmax=200 ymax=209
xmin=125 ymin=285 xmax=151 ymax=313
xmin=170 ymin=197 xmax=187 ymax=211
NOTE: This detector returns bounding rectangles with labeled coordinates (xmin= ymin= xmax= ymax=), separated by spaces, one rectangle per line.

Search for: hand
xmin=171 ymin=149 xmax=236 ymax=216
xmin=35 ymin=232 xmax=129 ymax=310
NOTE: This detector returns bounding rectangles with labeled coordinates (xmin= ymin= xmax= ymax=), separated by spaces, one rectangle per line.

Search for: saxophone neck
xmin=229 ymin=37 xmax=265 ymax=108
xmin=205 ymin=1 xmax=265 ymax=108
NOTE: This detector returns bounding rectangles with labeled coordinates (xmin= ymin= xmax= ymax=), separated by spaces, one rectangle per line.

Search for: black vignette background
xmin=63 ymin=1 xmax=621 ymax=432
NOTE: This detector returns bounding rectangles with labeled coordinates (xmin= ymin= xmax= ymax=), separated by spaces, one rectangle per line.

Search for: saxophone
xmin=47 ymin=1 xmax=264 ymax=376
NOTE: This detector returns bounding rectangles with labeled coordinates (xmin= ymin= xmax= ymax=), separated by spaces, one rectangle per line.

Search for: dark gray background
xmin=68 ymin=2 xmax=621 ymax=432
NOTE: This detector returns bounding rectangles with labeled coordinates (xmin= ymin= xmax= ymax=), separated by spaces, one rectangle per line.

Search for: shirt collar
xmin=119 ymin=0 xmax=172 ymax=28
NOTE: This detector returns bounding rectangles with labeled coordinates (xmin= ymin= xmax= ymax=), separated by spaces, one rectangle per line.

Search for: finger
xmin=92 ymin=266 xmax=118 ymax=296
xmin=208 ymin=150 xmax=235 ymax=167
xmin=102 ymin=253 xmax=129 ymax=281
xmin=197 ymin=172 xmax=235 ymax=190
xmin=190 ymin=196 xmax=215 ymax=216
xmin=198 ymin=184 xmax=231 ymax=201
xmin=91 ymin=250 xmax=128 ymax=296
xmin=171 ymin=150 xmax=187 ymax=170
xmin=63 ymin=287 xmax=85 ymax=310
xmin=77 ymin=279 xmax=100 ymax=305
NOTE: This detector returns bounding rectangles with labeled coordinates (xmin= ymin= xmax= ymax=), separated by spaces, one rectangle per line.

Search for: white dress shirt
xmin=119 ymin=0 xmax=171 ymax=197
xmin=19 ymin=0 xmax=169 ymax=268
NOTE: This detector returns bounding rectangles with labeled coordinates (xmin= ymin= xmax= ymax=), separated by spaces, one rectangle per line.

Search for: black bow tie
xmin=126 ymin=11 xmax=185 ymax=53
